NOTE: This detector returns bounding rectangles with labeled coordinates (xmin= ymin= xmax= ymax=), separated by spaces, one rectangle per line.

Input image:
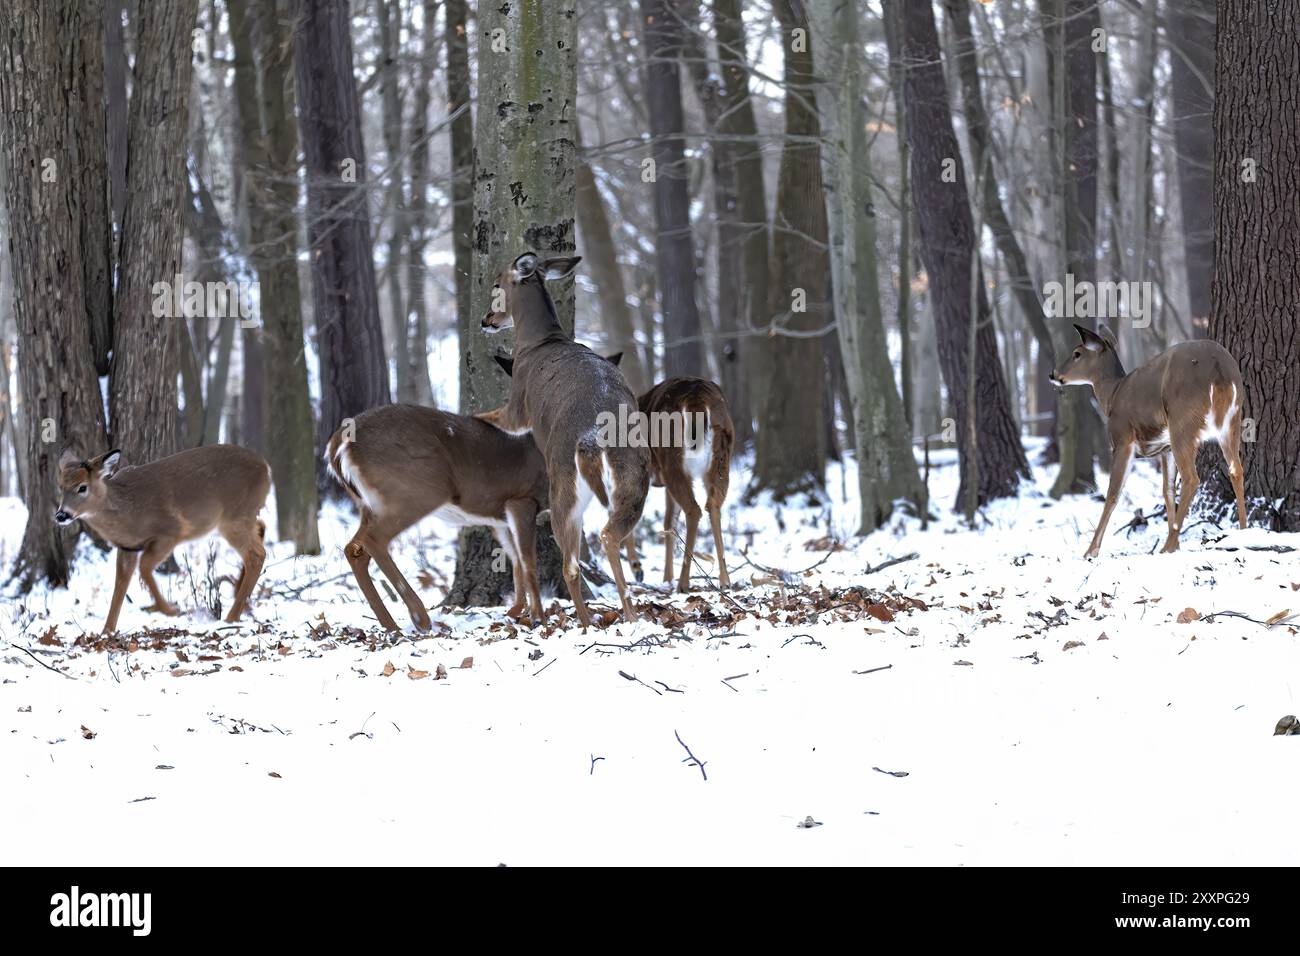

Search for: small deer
xmin=481 ymin=252 xmax=649 ymax=627
xmin=325 ymin=404 xmax=548 ymax=631
xmin=54 ymin=445 xmax=271 ymax=633
xmin=496 ymin=355 xmax=734 ymax=594
xmin=1051 ymin=323 xmax=1248 ymax=557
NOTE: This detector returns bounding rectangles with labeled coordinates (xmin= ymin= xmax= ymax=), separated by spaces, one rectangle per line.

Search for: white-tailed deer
xmin=55 ymin=445 xmax=271 ymax=633
xmin=498 ymin=353 xmax=735 ymax=595
xmin=481 ymin=252 xmax=649 ymax=627
xmin=1051 ymin=323 xmax=1248 ymax=557
xmin=325 ymin=404 xmax=548 ymax=631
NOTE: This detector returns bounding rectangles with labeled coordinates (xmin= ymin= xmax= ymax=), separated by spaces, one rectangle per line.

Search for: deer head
xmin=1050 ymin=323 xmax=1122 ymax=388
xmin=54 ymin=448 xmax=123 ymax=526
xmin=481 ymin=252 xmax=582 ymax=333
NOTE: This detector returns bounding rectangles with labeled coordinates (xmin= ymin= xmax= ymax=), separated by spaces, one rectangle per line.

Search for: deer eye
xmin=1073 ymin=350 xmax=1081 ymax=359
xmin=76 ymin=484 xmax=88 ymax=495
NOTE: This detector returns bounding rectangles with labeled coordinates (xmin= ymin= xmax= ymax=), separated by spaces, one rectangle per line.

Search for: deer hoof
xmin=1160 ymin=540 xmax=1180 ymax=554
xmin=1083 ymin=547 xmax=1100 ymax=560
xmin=144 ymin=602 xmax=180 ymax=617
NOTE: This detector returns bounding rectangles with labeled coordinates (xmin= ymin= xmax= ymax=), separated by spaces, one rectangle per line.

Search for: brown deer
xmin=1050 ymin=323 xmax=1248 ymax=557
xmin=481 ymin=252 xmax=649 ymax=627
xmin=54 ymin=445 xmax=271 ymax=633
xmin=325 ymin=404 xmax=548 ymax=631
xmin=495 ymin=354 xmax=733 ymax=594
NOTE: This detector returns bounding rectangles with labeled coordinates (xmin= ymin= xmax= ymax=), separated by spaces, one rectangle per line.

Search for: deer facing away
xmin=481 ymin=252 xmax=649 ymax=627
xmin=1050 ymin=323 xmax=1247 ymax=557
xmin=326 ymin=404 xmax=548 ymax=631
xmin=55 ymin=444 xmax=271 ymax=633
xmin=497 ymin=353 xmax=734 ymax=594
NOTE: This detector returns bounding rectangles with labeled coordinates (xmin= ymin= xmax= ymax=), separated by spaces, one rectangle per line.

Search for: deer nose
xmin=53 ymin=510 xmax=73 ymax=525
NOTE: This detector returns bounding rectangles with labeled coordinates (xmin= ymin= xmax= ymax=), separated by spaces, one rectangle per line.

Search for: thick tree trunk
xmin=230 ymin=0 xmax=320 ymax=553
xmin=444 ymin=0 xmax=473 ymax=401
xmin=295 ymin=0 xmax=390 ymax=489
xmin=448 ymin=0 xmax=579 ymax=609
xmin=109 ymin=0 xmax=196 ymax=466
xmin=1201 ymin=0 xmax=1300 ymax=528
xmin=888 ymin=0 xmax=1028 ymax=507
xmin=748 ymin=0 xmax=829 ymax=504
xmin=378 ymin=0 xmax=409 ymax=403
xmin=712 ymin=0 xmax=763 ymax=447
xmin=1169 ymin=0 xmax=1215 ymax=335
xmin=813 ymin=0 xmax=921 ymax=531
xmin=0 ymin=0 xmax=110 ymax=587
xmin=641 ymin=0 xmax=706 ymax=378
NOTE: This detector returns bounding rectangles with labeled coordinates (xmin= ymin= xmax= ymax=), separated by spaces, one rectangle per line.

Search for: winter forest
xmin=1 ymin=0 xmax=1298 ymax=868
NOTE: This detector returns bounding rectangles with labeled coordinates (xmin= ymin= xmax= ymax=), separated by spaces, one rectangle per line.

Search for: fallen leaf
xmin=459 ymin=656 xmax=474 ymax=669
xmin=434 ymin=663 xmax=449 ymax=680
xmin=1176 ymin=607 xmax=1200 ymax=624
xmin=80 ymin=725 xmax=96 ymax=740
xmin=38 ymin=627 xmax=61 ymax=647
xmin=407 ymin=666 xmax=430 ymax=680
xmin=381 ymin=661 xmax=396 ymax=677
xmin=866 ymin=604 xmax=895 ymax=623
xmin=170 ymin=668 xmax=191 ymax=677
xmin=1265 ymin=609 xmax=1291 ymax=626
xmin=268 ymin=771 xmax=281 ymax=779
xmin=1062 ymin=640 xmax=1085 ymax=651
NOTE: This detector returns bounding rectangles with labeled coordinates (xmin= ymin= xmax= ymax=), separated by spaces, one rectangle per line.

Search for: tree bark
xmin=295 ymin=0 xmax=390 ymax=489
xmin=748 ymin=0 xmax=829 ymax=504
xmin=640 ymin=0 xmax=706 ymax=378
xmin=443 ymin=0 xmax=473 ymax=401
xmin=1201 ymin=0 xmax=1300 ymax=529
xmin=0 ymin=0 xmax=110 ymax=587
xmin=887 ymin=0 xmax=1028 ymax=507
xmin=378 ymin=0 xmax=410 ymax=403
xmin=108 ymin=0 xmax=198 ymax=466
xmin=448 ymin=0 xmax=579 ymax=608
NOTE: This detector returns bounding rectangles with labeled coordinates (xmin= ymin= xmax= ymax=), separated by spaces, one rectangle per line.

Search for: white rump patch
xmin=333 ymin=440 xmax=383 ymax=514
xmin=684 ymin=425 xmax=713 ymax=480
xmin=431 ymin=502 xmax=508 ymax=530
xmin=1197 ymin=382 xmax=1238 ymax=446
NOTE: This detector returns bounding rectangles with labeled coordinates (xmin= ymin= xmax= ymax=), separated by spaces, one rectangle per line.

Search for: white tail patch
xmin=684 ymin=425 xmax=713 ymax=480
xmin=331 ymin=439 xmax=383 ymax=514
xmin=1198 ymin=382 xmax=1238 ymax=445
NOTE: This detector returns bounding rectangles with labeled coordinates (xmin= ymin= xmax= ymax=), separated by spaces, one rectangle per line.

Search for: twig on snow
xmin=7 ymin=642 xmax=77 ymax=680
xmin=675 ymin=730 xmax=708 ymax=781
xmin=852 ymin=664 xmax=893 ymax=676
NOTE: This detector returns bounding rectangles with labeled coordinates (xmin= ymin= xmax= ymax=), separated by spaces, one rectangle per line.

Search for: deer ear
xmin=1096 ymin=323 xmax=1117 ymax=349
xmin=605 ymin=352 xmax=623 ymax=368
xmin=58 ymin=448 xmax=82 ymax=471
xmin=97 ymin=449 xmax=123 ymax=477
xmin=540 ymin=256 xmax=581 ymax=281
xmin=512 ymin=252 xmax=539 ymax=281
xmin=493 ymin=354 xmax=515 ymax=377
xmin=1073 ymin=323 xmax=1105 ymax=351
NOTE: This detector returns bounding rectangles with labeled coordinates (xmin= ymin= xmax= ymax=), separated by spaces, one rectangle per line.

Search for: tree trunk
xmin=1169 ymin=0 xmax=1215 ymax=336
xmin=640 ymin=0 xmax=705 ymax=378
xmin=712 ymin=0 xmax=763 ymax=446
xmin=813 ymin=0 xmax=921 ymax=532
xmin=378 ymin=0 xmax=409 ymax=403
xmin=1201 ymin=0 xmax=1300 ymax=529
xmin=295 ymin=0 xmax=390 ymax=489
xmin=748 ymin=0 xmax=829 ymax=504
xmin=444 ymin=0 xmax=473 ymax=405
xmin=230 ymin=0 xmax=320 ymax=553
xmin=887 ymin=0 xmax=1028 ymax=507
xmin=447 ymin=0 xmax=579 ymax=609
xmin=108 ymin=0 xmax=197 ymax=466
xmin=0 ymin=0 xmax=110 ymax=587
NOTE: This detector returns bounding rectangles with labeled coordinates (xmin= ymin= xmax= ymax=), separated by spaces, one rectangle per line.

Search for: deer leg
xmin=623 ymin=538 xmax=644 ymax=583
xmin=138 ymin=540 xmax=181 ymax=616
xmin=368 ymin=538 xmax=432 ymax=631
xmin=662 ymin=494 xmax=677 ymax=584
xmin=343 ymin=519 xmax=402 ymax=633
xmin=1225 ymin=420 xmax=1248 ymax=530
xmin=708 ymin=502 xmax=729 ymax=590
xmin=1084 ymin=442 xmax=1134 ymax=558
xmin=600 ymin=526 xmax=637 ymax=623
xmin=1163 ymin=438 xmax=1201 ymax=554
xmin=557 ymin=513 xmax=592 ymax=628
xmin=676 ymin=499 xmax=701 ymax=594
xmin=1159 ymin=451 xmax=1177 ymax=551
xmin=506 ymin=500 xmax=543 ymax=626
xmin=103 ymin=548 xmax=140 ymax=634
xmin=221 ymin=518 xmax=266 ymax=622
xmin=494 ymin=523 xmax=528 ymax=621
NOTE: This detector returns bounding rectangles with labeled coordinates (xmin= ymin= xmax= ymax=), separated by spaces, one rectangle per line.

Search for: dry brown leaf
xmin=175 ymin=649 xmax=190 ymax=663
xmin=170 ymin=668 xmax=191 ymax=677
xmin=866 ymin=604 xmax=895 ymax=623
xmin=1062 ymin=640 xmax=1085 ymax=651
xmin=459 ymin=656 xmax=474 ymax=669
xmin=38 ymin=627 xmax=61 ymax=647
xmin=80 ymin=725 xmax=96 ymax=739
xmin=1176 ymin=607 xmax=1200 ymax=624
xmin=434 ymin=663 xmax=449 ymax=680
xmin=268 ymin=771 xmax=282 ymax=779
xmin=407 ymin=666 xmax=430 ymax=680
xmin=1265 ymin=609 xmax=1291 ymax=626
xmin=381 ymin=661 xmax=396 ymax=677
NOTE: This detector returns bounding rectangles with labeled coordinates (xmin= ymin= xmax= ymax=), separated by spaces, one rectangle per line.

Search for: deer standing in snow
xmin=54 ymin=445 xmax=271 ymax=633
xmin=481 ymin=252 xmax=649 ymax=627
xmin=325 ymin=405 xmax=548 ymax=631
xmin=1050 ymin=324 xmax=1248 ymax=557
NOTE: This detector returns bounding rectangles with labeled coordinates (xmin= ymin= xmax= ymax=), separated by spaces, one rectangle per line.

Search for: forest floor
xmin=2 ymin=440 xmax=1298 ymax=866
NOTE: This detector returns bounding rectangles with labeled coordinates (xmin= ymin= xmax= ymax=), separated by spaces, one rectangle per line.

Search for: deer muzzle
xmin=53 ymin=510 xmax=74 ymax=526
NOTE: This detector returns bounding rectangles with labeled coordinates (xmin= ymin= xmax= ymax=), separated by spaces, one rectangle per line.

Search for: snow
xmin=2 ymin=440 xmax=1298 ymax=865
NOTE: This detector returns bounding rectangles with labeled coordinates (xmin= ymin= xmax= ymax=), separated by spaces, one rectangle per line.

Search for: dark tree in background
xmin=641 ymin=0 xmax=706 ymax=378
xmin=889 ymin=0 xmax=1028 ymax=507
xmin=749 ymin=0 xmax=829 ymax=503
xmin=295 ymin=0 xmax=390 ymax=485
xmin=0 ymin=0 xmax=110 ymax=586
xmin=1203 ymin=0 xmax=1300 ymax=529
xmin=1169 ymin=0 xmax=1216 ymax=334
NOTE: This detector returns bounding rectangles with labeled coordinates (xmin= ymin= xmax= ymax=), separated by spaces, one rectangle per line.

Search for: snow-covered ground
xmin=2 ymin=441 xmax=1298 ymax=865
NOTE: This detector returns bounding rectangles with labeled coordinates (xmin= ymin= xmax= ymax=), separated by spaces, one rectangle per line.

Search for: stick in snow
xmin=675 ymin=730 xmax=707 ymax=781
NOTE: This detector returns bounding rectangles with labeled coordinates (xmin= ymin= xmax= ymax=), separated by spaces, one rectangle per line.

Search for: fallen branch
xmin=7 ymin=642 xmax=77 ymax=680
xmin=1203 ymin=609 xmax=1299 ymax=627
xmin=864 ymin=553 xmax=919 ymax=575
xmin=674 ymin=730 xmax=708 ymax=781
xmin=618 ymin=670 xmax=662 ymax=695
xmin=852 ymin=664 xmax=893 ymax=676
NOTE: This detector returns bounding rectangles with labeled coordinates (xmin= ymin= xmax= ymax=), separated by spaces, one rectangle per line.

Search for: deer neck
xmin=511 ymin=282 xmax=568 ymax=351
xmin=1088 ymin=354 xmax=1128 ymax=417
